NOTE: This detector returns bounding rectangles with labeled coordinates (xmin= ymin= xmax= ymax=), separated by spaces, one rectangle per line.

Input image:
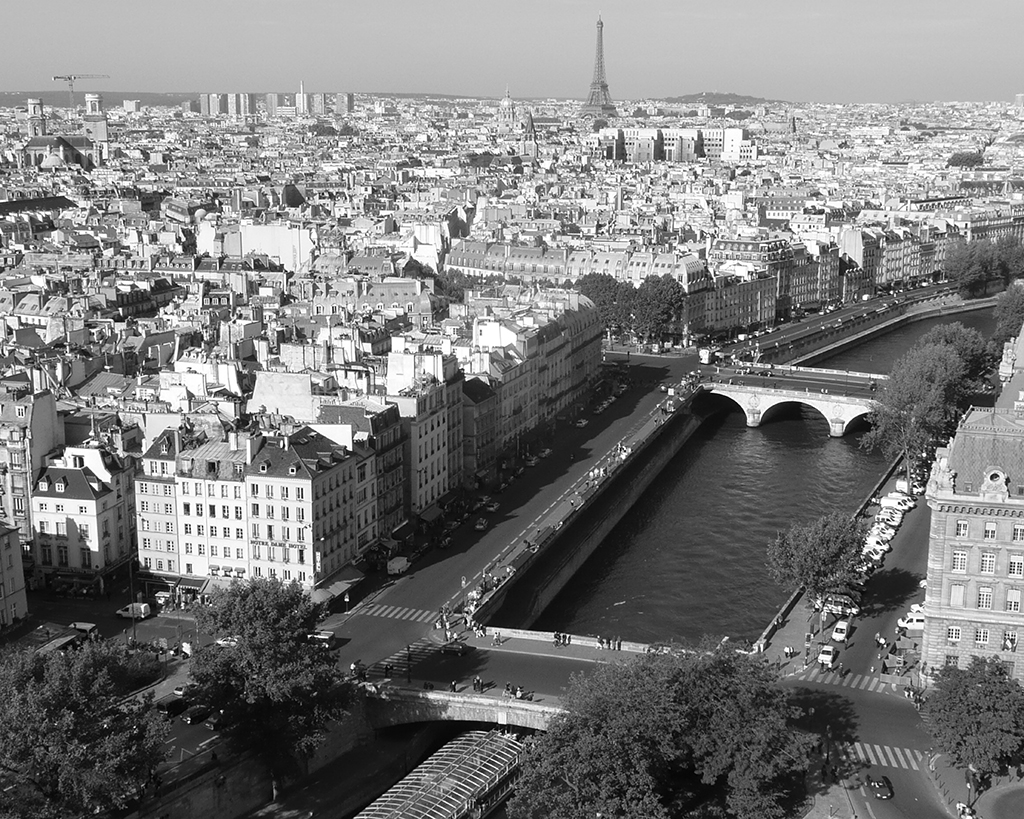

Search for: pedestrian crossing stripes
xmin=840 ymin=742 xmax=924 ymax=771
xmin=789 ymin=664 xmax=906 ymax=695
xmin=356 ymin=603 xmax=436 ymax=624
xmin=368 ymin=638 xmax=436 ymax=678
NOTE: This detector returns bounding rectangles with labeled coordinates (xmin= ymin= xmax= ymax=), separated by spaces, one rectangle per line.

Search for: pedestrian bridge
xmin=364 ymin=686 xmax=563 ymax=731
xmin=706 ymin=366 xmax=885 ymax=437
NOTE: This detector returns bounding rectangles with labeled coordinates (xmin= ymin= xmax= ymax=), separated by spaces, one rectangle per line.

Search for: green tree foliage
xmin=766 ymin=512 xmax=866 ymax=601
xmin=190 ymin=578 xmax=351 ymax=778
xmin=947 ymin=151 xmax=984 ymax=168
xmin=0 ymin=642 xmax=168 ymax=819
xmin=927 ymin=657 xmax=1024 ymax=777
xmin=994 ymin=235 xmax=1024 ymax=284
xmin=577 ymin=272 xmax=635 ymax=334
xmin=861 ymin=343 xmax=967 ymax=484
xmin=993 ymin=282 xmax=1024 ymax=345
xmin=309 ymin=123 xmax=338 ymax=137
xmin=509 ymin=645 xmax=812 ymax=819
xmin=916 ymin=322 xmax=993 ymax=396
xmin=631 ymin=275 xmax=687 ymax=342
xmin=943 ymin=240 xmax=997 ymax=298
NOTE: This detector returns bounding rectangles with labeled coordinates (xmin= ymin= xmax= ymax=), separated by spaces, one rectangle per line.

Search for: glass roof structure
xmin=355 ymin=730 xmax=524 ymax=819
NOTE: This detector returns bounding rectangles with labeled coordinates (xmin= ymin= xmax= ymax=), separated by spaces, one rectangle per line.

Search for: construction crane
xmin=51 ymin=73 xmax=109 ymax=113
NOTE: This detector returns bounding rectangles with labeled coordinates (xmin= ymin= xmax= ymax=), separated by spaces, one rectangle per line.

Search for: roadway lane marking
xmin=891 ymin=747 xmax=908 ymax=768
xmin=858 ymin=743 xmax=876 ymax=765
xmin=882 ymin=746 xmax=899 ymax=767
xmin=873 ymin=745 xmax=887 ymax=766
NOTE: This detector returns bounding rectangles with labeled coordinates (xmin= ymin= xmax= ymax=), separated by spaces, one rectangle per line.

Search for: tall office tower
xmin=581 ymin=15 xmax=618 ymax=118
xmin=1015 ymin=93 xmax=1024 ymax=110
xmin=340 ymin=92 xmax=355 ymax=114
xmin=123 ymin=99 xmax=141 ymax=113
xmin=265 ymin=93 xmax=279 ymax=117
xmin=296 ymin=81 xmax=308 ymax=115
xmin=310 ymin=93 xmax=327 ymax=115
xmin=199 ymin=94 xmax=211 ymax=116
xmin=182 ymin=99 xmax=200 ymax=114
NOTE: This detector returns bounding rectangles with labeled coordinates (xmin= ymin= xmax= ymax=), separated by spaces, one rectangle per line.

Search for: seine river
xmin=533 ymin=308 xmax=998 ymax=644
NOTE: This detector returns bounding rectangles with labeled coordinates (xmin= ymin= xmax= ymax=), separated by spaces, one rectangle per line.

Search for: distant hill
xmin=662 ymin=92 xmax=784 ymax=106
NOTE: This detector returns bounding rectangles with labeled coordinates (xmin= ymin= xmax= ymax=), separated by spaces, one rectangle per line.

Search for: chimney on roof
xmin=228 ymin=431 xmax=239 ymax=451
xmin=281 ymin=437 xmax=290 ymax=451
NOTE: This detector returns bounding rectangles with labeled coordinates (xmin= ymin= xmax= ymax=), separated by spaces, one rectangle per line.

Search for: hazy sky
xmin=5 ymin=0 xmax=1022 ymax=103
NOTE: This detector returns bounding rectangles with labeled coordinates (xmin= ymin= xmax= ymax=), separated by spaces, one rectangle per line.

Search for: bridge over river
xmin=704 ymin=363 xmax=887 ymax=436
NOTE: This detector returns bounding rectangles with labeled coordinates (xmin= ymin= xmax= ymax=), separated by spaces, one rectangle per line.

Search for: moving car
xmin=156 ymin=697 xmax=188 ymax=719
xmin=439 ymin=641 xmax=467 ymax=655
xmin=474 ymin=517 xmax=488 ymax=531
xmin=181 ymin=705 xmax=211 ymax=725
xmin=574 ymin=419 xmax=589 ymax=428
xmin=870 ymin=775 xmax=894 ymax=800
xmin=538 ymin=448 xmax=552 ymax=458
xmin=831 ymin=620 xmax=851 ymax=643
xmin=817 ymin=645 xmax=839 ymax=669
xmin=485 ymin=501 xmax=500 ymax=513
xmin=115 ymin=603 xmax=152 ymax=620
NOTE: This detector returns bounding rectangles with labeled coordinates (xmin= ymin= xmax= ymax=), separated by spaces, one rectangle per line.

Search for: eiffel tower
xmin=581 ymin=16 xmax=618 ymax=118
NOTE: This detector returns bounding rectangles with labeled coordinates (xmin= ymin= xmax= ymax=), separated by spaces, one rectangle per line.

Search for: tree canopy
xmin=993 ymin=282 xmax=1024 ymax=345
xmin=943 ymin=240 xmax=997 ymax=298
xmin=0 ymin=642 xmax=168 ymax=819
xmin=861 ymin=342 xmax=968 ymax=484
xmin=916 ymin=322 xmax=993 ymax=397
xmin=766 ymin=511 xmax=866 ymax=601
xmin=947 ymin=151 xmax=984 ymax=168
xmin=509 ymin=644 xmax=812 ymax=819
xmin=190 ymin=578 xmax=352 ymax=778
xmin=927 ymin=657 xmax=1024 ymax=777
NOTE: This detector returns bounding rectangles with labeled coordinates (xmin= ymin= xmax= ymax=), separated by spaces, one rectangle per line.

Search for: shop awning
xmin=418 ymin=504 xmax=443 ymax=524
xmin=391 ymin=521 xmax=415 ymax=541
xmin=438 ymin=490 xmax=459 ymax=510
xmin=311 ymin=565 xmax=365 ymax=605
xmin=177 ymin=576 xmax=207 ymax=591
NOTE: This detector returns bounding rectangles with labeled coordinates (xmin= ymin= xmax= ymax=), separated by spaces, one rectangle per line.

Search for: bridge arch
xmin=704 ymin=384 xmax=874 ymax=438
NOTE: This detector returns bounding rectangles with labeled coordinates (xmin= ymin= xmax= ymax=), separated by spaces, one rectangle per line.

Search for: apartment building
xmin=135 ymin=427 xmax=377 ymax=605
xmin=922 ymin=403 xmax=1024 ymax=683
xmin=32 ymin=444 xmax=136 ymax=592
xmin=0 ymin=525 xmax=27 ymax=628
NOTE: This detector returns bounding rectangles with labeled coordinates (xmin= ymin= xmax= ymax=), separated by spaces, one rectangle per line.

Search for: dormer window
xmin=259 ymin=463 xmax=268 ymax=473
xmin=289 ymin=466 xmax=297 ymax=476
xmin=55 ymin=480 xmax=65 ymax=493
xmin=38 ymin=479 xmax=48 ymax=492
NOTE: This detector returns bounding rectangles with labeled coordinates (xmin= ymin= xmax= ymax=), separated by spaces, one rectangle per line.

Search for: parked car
xmin=574 ymin=419 xmax=589 ymax=428
xmin=485 ymin=501 xmax=500 ymax=513
xmin=831 ymin=620 xmax=851 ymax=643
xmin=869 ymin=775 xmax=894 ymax=800
xmin=538 ymin=448 xmax=552 ymax=458
xmin=897 ymin=612 xmax=926 ymax=632
xmin=181 ymin=705 xmax=211 ymax=725
xmin=439 ymin=641 xmax=467 ymax=655
xmin=524 ymin=456 xmax=538 ymax=467
xmin=205 ymin=710 xmax=227 ymax=731
xmin=474 ymin=517 xmax=488 ymax=531
xmin=172 ymin=683 xmax=196 ymax=699
xmin=214 ymin=636 xmax=241 ymax=648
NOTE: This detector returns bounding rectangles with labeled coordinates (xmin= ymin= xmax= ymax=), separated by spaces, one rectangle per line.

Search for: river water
xmin=533 ymin=308 xmax=998 ymax=644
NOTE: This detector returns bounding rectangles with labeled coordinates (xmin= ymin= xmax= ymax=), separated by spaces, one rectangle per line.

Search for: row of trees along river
xmin=533 ymin=307 xmax=1000 ymax=645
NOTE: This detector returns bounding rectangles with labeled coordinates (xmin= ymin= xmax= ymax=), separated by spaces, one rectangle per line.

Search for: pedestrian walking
xmin=449 ymin=680 xmax=457 ymax=693
xmin=492 ymin=631 xmax=501 ymax=646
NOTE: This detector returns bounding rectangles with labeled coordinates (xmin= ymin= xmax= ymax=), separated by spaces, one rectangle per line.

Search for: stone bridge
xmin=707 ymin=381 xmax=876 ymax=437
xmin=364 ymin=686 xmax=563 ymax=731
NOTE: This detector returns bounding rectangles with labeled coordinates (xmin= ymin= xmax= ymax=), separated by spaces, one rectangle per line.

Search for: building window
xmin=184 ymin=544 xmax=193 ymax=555
xmin=235 ymin=548 xmax=243 ymax=559
xmin=197 ymin=525 xmax=204 ymax=536
xmin=947 ymin=626 xmax=961 ymax=642
xmin=955 ymin=520 xmax=969 ymax=538
xmin=183 ymin=503 xmax=190 ymax=516
xmin=975 ymin=628 xmax=990 ymax=646
xmin=1004 ymin=631 xmax=1018 ymax=652
xmin=186 ymin=563 xmax=193 ymax=575
xmin=978 ymin=587 xmax=993 ymax=610
xmin=950 ymin=584 xmax=965 ymax=607
xmin=1014 ymin=525 xmax=1024 ymax=543
xmin=1010 ymin=555 xmax=1024 ymax=578
xmin=952 ymin=551 xmax=968 ymax=572
xmin=41 ymin=547 xmax=52 ymax=566
xmin=251 ymin=503 xmax=260 ymax=517
xmin=184 ymin=524 xmax=192 ymax=536
xmin=1007 ymin=589 xmax=1022 ymax=613
xmin=984 ymin=523 xmax=997 ymax=541
xmin=236 ymin=528 xmax=244 ymax=540
xmin=981 ymin=553 xmax=996 ymax=573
